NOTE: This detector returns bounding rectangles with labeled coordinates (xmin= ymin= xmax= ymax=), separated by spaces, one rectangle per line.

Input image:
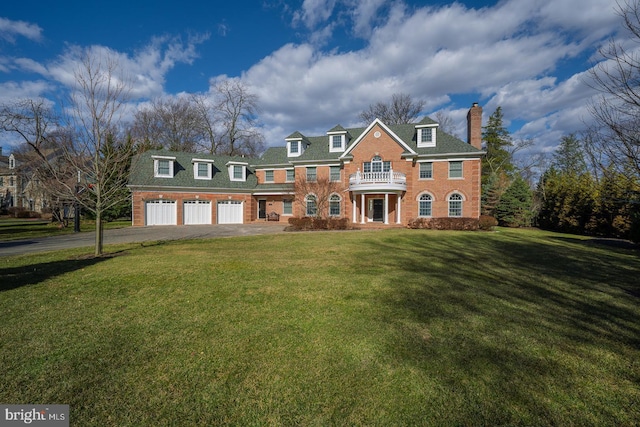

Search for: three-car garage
xmin=144 ymin=199 xmax=244 ymax=225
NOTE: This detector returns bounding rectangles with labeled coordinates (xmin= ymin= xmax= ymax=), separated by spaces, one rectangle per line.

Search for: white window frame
xmin=286 ymin=169 xmax=295 ymax=182
xmin=283 ymin=199 xmax=293 ymax=216
xmin=448 ymin=193 xmax=463 ymax=217
xmin=287 ymin=139 xmax=303 ymax=157
xmin=227 ymin=162 xmax=248 ymax=182
xmin=192 ymin=158 xmax=214 ymax=180
xmin=330 ymin=165 xmax=341 ymax=182
xmin=419 ymin=162 xmax=433 ymax=179
xmin=416 ymin=125 xmax=437 ymax=148
xmin=153 ymin=156 xmax=176 ymax=178
xmin=329 ymin=193 xmax=341 ymax=217
xmin=418 ymin=193 xmax=433 ymax=217
xmin=306 ymin=166 xmax=317 ymax=182
xmin=264 ymin=169 xmax=274 ymax=183
xmin=449 ymin=161 xmax=463 ymax=179
xmin=305 ymin=194 xmax=317 ymax=217
xmin=328 ymin=133 xmax=346 ymax=152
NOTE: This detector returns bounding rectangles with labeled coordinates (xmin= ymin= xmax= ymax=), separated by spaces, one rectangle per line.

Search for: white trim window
xmin=448 ymin=193 xmax=463 ymax=217
xmin=153 ymin=156 xmax=176 ymax=178
xmin=364 ymin=156 xmax=390 ymax=173
xmin=283 ymin=199 xmax=293 ymax=215
xmin=228 ymin=162 xmax=248 ymax=182
xmin=419 ymin=194 xmax=432 ymax=217
xmin=329 ymin=134 xmax=346 ymax=152
xmin=286 ymin=169 xmax=295 ymax=182
xmin=287 ymin=139 xmax=304 ymax=157
xmin=265 ymin=170 xmax=274 ymax=183
xmin=192 ymin=159 xmax=214 ymax=180
xmin=306 ymin=166 xmax=317 ymax=182
xmin=449 ymin=161 xmax=463 ymax=179
xmin=419 ymin=162 xmax=433 ymax=179
xmin=306 ymin=194 xmax=317 ymax=217
xmin=416 ymin=125 xmax=437 ymax=147
xmin=329 ymin=193 xmax=341 ymax=216
xmin=330 ymin=166 xmax=341 ymax=182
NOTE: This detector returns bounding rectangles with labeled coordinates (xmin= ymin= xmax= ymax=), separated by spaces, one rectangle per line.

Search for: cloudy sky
xmin=0 ymin=0 xmax=628 ymax=156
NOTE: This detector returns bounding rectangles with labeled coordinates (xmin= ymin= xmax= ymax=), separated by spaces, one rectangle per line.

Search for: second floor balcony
xmin=349 ymin=169 xmax=407 ymax=192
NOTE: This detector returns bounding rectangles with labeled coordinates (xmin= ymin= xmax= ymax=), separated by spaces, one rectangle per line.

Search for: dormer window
xmin=290 ymin=140 xmax=299 ymax=154
xmin=286 ymin=139 xmax=305 ymax=157
xmin=192 ymin=158 xmax=214 ymax=180
xmin=328 ymin=132 xmax=347 ymax=152
xmin=416 ymin=125 xmax=437 ymax=148
xmin=227 ymin=161 xmax=248 ymax=182
xmin=9 ymin=154 xmax=15 ymax=169
xmin=153 ymin=155 xmax=176 ymax=178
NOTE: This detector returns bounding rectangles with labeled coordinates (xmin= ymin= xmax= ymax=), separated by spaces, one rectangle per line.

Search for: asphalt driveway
xmin=0 ymin=223 xmax=287 ymax=257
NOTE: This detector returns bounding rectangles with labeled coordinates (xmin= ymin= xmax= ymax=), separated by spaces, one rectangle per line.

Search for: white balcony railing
xmin=348 ymin=170 xmax=407 ymax=191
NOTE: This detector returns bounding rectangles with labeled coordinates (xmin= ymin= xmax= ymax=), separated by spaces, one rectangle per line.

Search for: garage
xmin=183 ymin=200 xmax=212 ymax=225
xmin=217 ymin=200 xmax=243 ymax=224
xmin=145 ymin=200 xmax=177 ymax=226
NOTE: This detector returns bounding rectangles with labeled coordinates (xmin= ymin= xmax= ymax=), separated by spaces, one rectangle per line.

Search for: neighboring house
xmin=128 ymin=103 xmax=484 ymax=226
xmin=0 ymin=149 xmax=52 ymax=213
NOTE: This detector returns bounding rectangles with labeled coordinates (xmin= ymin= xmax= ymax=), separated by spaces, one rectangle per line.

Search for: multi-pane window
xmin=448 ymin=193 xmax=463 ymax=217
xmin=421 ymin=128 xmax=433 ymax=144
xmin=419 ymin=194 xmax=432 ymax=217
xmin=306 ymin=167 xmax=317 ymax=182
xmin=283 ymin=199 xmax=292 ymax=215
xmin=286 ymin=169 xmax=295 ymax=182
xmin=329 ymin=194 xmax=341 ymax=216
xmin=419 ymin=162 xmax=433 ymax=179
xmin=265 ymin=170 xmax=274 ymax=182
xmin=197 ymin=163 xmax=208 ymax=177
xmin=364 ymin=156 xmax=390 ymax=173
xmin=330 ymin=166 xmax=341 ymax=182
xmin=290 ymin=141 xmax=299 ymax=154
xmin=233 ymin=165 xmax=243 ymax=180
xmin=449 ymin=161 xmax=463 ymax=178
xmin=306 ymin=195 xmax=317 ymax=216
xmin=332 ymin=135 xmax=342 ymax=149
xmin=155 ymin=159 xmax=173 ymax=177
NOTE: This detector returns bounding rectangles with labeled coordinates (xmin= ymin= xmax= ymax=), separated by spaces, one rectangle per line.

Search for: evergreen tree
xmin=482 ymin=106 xmax=514 ymax=179
xmin=495 ymin=175 xmax=534 ymax=227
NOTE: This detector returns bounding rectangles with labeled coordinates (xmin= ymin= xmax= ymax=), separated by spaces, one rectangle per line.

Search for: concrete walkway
xmin=0 ymin=223 xmax=287 ymax=257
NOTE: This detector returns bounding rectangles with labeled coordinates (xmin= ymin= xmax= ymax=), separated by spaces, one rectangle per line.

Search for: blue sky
xmin=0 ymin=0 xmax=628 ymax=157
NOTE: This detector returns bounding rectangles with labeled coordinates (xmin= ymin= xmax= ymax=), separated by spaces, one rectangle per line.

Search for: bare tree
xmin=191 ymin=93 xmax=223 ymax=154
xmin=586 ymin=0 xmax=640 ymax=180
xmin=130 ymin=96 xmax=203 ymax=152
xmin=294 ymin=175 xmax=346 ymax=219
xmin=213 ymin=79 xmax=264 ymax=156
xmin=359 ymin=93 xmax=425 ymax=125
xmin=434 ymin=111 xmax=460 ymax=137
xmin=62 ymin=48 xmax=136 ymax=256
xmin=0 ymin=98 xmax=58 ymax=154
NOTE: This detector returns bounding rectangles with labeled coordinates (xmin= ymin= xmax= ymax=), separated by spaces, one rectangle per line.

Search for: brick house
xmin=128 ymin=103 xmax=483 ymax=226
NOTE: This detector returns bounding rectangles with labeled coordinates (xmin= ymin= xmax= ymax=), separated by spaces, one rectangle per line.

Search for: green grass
xmin=1 ymin=228 xmax=639 ymax=426
xmin=0 ymin=218 xmax=130 ymax=241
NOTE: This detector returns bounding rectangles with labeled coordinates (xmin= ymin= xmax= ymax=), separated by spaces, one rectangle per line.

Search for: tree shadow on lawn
xmin=366 ymin=231 xmax=640 ymax=421
xmin=0 ymin=254 xmax=121 ymax=292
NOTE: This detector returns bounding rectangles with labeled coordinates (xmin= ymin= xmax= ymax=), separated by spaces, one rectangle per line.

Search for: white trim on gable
xmin=340 ymin=119 xmax=417 ymax=160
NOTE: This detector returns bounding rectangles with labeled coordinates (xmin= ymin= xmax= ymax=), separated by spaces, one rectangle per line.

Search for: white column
xmin=396 ymin=194 xmax=402 ymax=224
xmin=360 ymin=193 xmax=365 ymax=224
xmin=384 ymin=193 xmax=389 ymax=224
xmin=352 ymin=193 xmax=357 ymax=223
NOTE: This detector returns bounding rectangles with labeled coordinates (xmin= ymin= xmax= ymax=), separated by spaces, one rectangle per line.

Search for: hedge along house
xmin=128 ymin=103 xmax=484 ymax=226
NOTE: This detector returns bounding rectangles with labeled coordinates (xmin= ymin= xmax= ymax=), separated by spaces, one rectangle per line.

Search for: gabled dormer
xmin=327 ymin=125 xmax=349 ymax=153
xmin=227 ymin=160 xmax=248 ymax=182
xmin=192 ymin=158 xmax=214 ymax=180
xmin=8 ymin=154 xmax=15 ymax=169
xmin=285 ymin=131 xmax=307 ymax=157
xmin=152 ymin=155 xmax=176 ymax=178
xmin=415 ymin=118 xmax=438 ymax=148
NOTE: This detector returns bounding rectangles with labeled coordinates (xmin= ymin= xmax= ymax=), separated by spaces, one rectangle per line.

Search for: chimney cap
xmin=472 ymin=102 xmax=479 ymax=107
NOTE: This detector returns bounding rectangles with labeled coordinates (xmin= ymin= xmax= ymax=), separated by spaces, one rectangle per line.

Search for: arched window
xmin=418 ymin=194 xmax=432 ymax=217
xmin=329 ymin=194 xmax=341 ymax=216
xmin=363 ymin=155 xmax=390 ymax=173
xmin=448 ymin=193 xmax=463 ymax=217
xmin=305 ymin=194 xmax=317 ymax=217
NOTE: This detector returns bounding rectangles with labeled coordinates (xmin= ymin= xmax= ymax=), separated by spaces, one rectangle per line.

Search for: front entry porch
xmin=351 ymin=192 xmax=403 ymax=225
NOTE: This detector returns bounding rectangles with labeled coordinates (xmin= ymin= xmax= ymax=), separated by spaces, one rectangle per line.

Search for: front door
xmin=373 ymin=199 xmax=384 ymax=222
xmin=258 ymin=200 xmax=267 ymax=219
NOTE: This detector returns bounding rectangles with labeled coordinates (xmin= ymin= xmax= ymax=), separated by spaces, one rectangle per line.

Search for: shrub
xmin=408 ymin=217 xmax=479 ymax=230
xmin=288 ymin=217 xmax=352 ymax=231
xmin=479 ymin=215 xmax=498 ymax=231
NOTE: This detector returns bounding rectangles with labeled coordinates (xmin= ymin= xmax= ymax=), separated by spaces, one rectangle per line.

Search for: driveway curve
xmin=0 ymin=223 xmax=287 ymax=257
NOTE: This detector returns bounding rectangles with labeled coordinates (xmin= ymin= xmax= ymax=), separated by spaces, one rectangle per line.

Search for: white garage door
xmin=184 ymin=200 xmax=212 ymax=225
xmin=217 ymin=200 xmax=243 ymax=224
xmin=145 ymin=200 xmax=177 ymax=226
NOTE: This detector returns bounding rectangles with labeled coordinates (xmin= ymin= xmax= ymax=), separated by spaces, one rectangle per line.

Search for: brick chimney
xmin=467 ymin=103 xmax=482 ymax=150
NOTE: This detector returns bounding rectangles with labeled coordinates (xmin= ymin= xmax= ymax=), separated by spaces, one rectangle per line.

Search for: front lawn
xmin=0 ymin=228 xmax=638 ymax=425
xmin=0 ymin=218 xmax=131 ymax=241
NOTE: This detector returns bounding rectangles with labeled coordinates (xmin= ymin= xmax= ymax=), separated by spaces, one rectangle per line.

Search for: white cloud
xmin=0 ymin=17 xmax=42 ymax=43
